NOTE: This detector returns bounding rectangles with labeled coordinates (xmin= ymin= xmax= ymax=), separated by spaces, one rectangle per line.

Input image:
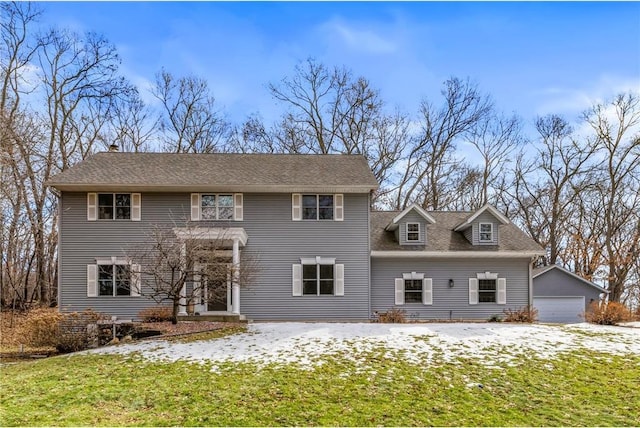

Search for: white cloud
xmin=318 ymin=18 xmax=397 ymax=55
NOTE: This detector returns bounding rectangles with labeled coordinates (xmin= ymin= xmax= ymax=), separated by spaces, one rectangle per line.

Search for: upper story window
xmin=292 ymin=194 xmax=344 ymax=221
xmin=191 ymin=193 xmax=243 ymax=221
xmin=87 ymin=193 xmax=141 ymax=221
xmin=303 ymin=195 xmax=334 ymax=220
xmin=479 ymin=223 xmax=493 ymax=242
xmin=406 ymin=223 xmax=420 ymax=242
xmin=202 ymin=194 xmax=233 ymax=220
xmin=99 ymin=193 xmax=130 ymax=219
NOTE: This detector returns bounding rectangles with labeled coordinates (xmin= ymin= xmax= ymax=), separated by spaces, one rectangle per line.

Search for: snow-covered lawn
xmin=91 ymin=322 xmax=640 ymax=370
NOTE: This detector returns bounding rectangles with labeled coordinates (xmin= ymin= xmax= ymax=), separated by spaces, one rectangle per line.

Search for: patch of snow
xmin=88 ymin=322 xmax=640 ymax=370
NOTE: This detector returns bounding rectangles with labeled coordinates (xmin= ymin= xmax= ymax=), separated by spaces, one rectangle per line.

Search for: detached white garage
xmin=533 ymin=265 xmax=608 ymax=324
xmin=533 ymin=296 xmax=585 ymax=323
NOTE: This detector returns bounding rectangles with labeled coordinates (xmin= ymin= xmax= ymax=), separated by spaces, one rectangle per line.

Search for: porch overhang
xmin=172 ymin=227 xmax=248 ymax=246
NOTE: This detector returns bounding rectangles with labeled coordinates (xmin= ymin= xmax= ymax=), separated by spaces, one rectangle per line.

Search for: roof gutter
xmin=371 ymin=250 xmax=546 ymax=259
xmin=45 ymin=183 xmax=379 ymax=193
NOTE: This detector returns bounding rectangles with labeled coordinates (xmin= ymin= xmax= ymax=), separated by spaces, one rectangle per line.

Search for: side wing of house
xmin=533 ymin=266 xmax=606 ymax=311
xmin=370 ymin=205 xmax=544 ymax=320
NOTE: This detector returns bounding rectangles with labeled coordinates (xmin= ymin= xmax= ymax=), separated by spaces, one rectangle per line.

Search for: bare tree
xmin=584 ymin=92 xmax=640 ymax=302
xmin=105 ymin=89 xmax=156 ymax=152
xmin=127 ymin=224 xmax=260 ymax=324
xmin=152 ymin=69 xmax=231 ymax=153
xmin=509 ymin=115 xmax=599 ymax=265
xmin=394 ymin=77 xmax=493 ymax=210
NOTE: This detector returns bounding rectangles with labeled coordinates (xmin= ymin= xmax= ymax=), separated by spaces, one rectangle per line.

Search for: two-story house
xmin=47 ymin=152 xmax=544 ymax=321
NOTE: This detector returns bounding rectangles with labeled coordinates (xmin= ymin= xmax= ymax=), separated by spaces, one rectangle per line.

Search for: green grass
xmin=1 ymin=344 xmax=638 ymax=426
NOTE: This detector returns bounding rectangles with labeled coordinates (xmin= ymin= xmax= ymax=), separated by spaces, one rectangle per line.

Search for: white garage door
xmin=534 ymin=296 xmax=585 ymax=323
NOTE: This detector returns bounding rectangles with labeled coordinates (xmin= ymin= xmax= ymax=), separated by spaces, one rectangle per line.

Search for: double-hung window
xmin=292 ymin=257 xmax=345 ymax=296
xmin=87 ymin=193 xmax=141 ymax=221
xmin=478 ymin=279 xmax=497 ymax=303
xmin=404 ymin=279 xmax=423 ymax=302
xmin=201 ymin=194 xmax=234 ymax=220
xmin=479 ymin=223 xmax=493 ymax=242
xmin=302 ymin=195 xmax=334 ymax=220
xmin=469 ymin=272 xmax=506 ymax=305
xmin=303 ymin=264 xmax=334 ymax=295
xmin=191 ymin=193 xmax=243 ymax=221
xmin=87 ymin=259 xmax=140 ymax=297
xmin=394 ymin=273 xmax=433 ymax=305
xmin=406 ymin=223 xmax=420 ymax=242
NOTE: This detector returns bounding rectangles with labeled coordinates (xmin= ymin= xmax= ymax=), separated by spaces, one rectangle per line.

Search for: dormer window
xmin=479 ymin=223 xmax=493 ymax=242
xmin=407 ymin=223 xmax=420 ymax=242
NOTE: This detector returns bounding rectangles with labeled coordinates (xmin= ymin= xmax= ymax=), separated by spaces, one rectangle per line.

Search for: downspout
xmin=528 ymin=257 xmax=534 ymax=307
xmin=367 ymin=191 xmax=372 ymax=320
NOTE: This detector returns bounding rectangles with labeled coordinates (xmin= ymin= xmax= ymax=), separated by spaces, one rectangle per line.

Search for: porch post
xmin=178 ymin=241 xmax=188 ymax=316
xmin=232 ymin=238 xmax=240 ymax=314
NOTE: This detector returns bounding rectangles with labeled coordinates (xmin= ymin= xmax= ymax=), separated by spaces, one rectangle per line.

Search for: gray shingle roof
xmin=371 ymin=211 xmax=544 ymax=253
xmin=47 ymin=152 xmax=379 ymax=192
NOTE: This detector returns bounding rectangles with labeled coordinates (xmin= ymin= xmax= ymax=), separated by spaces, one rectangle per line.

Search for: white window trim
xmin=293 ymin=257 xmax=343 ymax=296
xmin=470 ymin=272 xmax=506 ymax=305
xmin=88 ymin=258 xmax=140 ymax=297
xmin=293 ymin=194 xmax=343 ymax=221
xmin=88 ymin=192 xmax=139 ymax=221
xmin=406 ymin=222 xmax=421 ymax=242
xmin=191 ymin=193 xmax=243 ymax=221
xmin=395 ymin=273 xmax=432 ymax=305
xmin=478 ymin=222 xmax=494 ymax=243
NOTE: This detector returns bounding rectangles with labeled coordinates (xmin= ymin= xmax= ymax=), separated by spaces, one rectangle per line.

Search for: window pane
xmin=407 ymin=223 xmax=419 ymax=232
xmin=319 ymin=264 xmax=334 ymax=280
xmin=302 ymin=195 xmax=317 ymax=220
xmin=405 ymin=279 xmax=422 ymax=291
xmin=115 ymin=194 xmax=130 ymax=207
xmin=479 ymin=279 xmax=496 ymax=291
xmin=218 ymin=207 xmax=233 ymax=220
xmin=218 ymin=195 xmax=233 ymax=207
xmin=303 ymin=280 xmax=317 ymax=295
xmin=318 ymin=195 xmax=334 ymax=220
xmin=115 ymin=265 xmax=131 ymax=296
xmin=98 ymin=194 xmax=113 ymax=219
xmin=98 ymin=265 xmax=113 ymax=296
xmin=319 ymin=280 xmax=334 ymax=295
xmin=115 ymin=207 xmax=130 ymax=219
xmin=479 ymin=292 xmax=496 ymax=303
xmin=201 ymin=207 xmax=216 ymax=220
xmin=405 ymin=292 xmax=422 ymax=303
xmin=303 ymin=264 xmax=317 ymax=280
xmin=201 ymin=195 xmax=216 ymax=207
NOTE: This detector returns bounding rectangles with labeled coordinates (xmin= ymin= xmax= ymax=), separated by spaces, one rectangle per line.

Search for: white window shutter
xmin=422 ymin=278 xmax=433 ymax=305
xmin=292 ymin=194 xmax=301 ymax=221
xmin=335 ymin=264 xmax=344 ymax=296
xmin=130 ymin=264 xmax=141 ymax=296
xmin=131 ymin=193 xmax=141 ymax=221
xmin=469 ymin=278 xmax=478 ymax=305
xmin=190 ymin=193 xmax=200 ymax=221
xmin=497 ymin=278 xmax=507 ymax=304
xmin=334 ymin=194 xmax=344 ymax=221
xmin=87 ymin=264 xmax=98 ymax=297
xmin=394 ymin=278 xmax=404 ymax=305
xmin=87 ymin=193 xmax=97 ymax=221
xmin=292 ymin=264 xmax=302 ymax=296
xmin=234 ymin=193 xmax=243 ymax=221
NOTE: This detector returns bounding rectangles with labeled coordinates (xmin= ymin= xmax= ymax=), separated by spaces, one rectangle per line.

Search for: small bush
xmin=503 ymin=305 xmax=538 ymax=323
xmin=20 ymin=308 xmax=106 ymax=353
xmin=376 ymin=307 xmax=407 ymax=323
xmin=584 ymin=301 xmax=632 ymax=325
xmin=138 ymin=306 xmax=173 ymax=322
xmin=488 ymin=314 xmax=503 ymax=322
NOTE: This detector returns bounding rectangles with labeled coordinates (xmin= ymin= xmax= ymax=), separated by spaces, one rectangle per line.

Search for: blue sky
xmin=40 ymin=1 xmax=640 ymax=127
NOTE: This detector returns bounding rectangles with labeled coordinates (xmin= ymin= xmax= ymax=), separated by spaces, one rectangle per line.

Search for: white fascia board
xmin=385 ymin=203 xmax=436 ymax=231
xmin=371 ymin=250 xmax=545 ymax=259
xmin=173 ymin=227 xmax=248 ymax=246
xmin=453 ymin=204 xmax=510 ymax=232
xmin=47 ymin=183 xmax=378 ymax=193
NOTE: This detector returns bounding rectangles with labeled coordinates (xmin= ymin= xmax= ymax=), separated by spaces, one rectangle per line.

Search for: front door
xmin=194 ymin=263 xmax=232 ymax=313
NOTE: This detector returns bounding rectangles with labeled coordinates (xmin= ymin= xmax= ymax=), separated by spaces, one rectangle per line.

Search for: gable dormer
xmin=453 ymin=204 xmax=509 ymax=245
xmin=384 ymin=203 xmax=436 ymax=246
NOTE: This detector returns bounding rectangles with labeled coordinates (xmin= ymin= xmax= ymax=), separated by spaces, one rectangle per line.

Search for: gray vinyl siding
xmin=398 ymin=212 xmax=426 ymax=246
xmin=371 ymin=258 xmax=531 ymax=320
xmin=471 ymin=212 xmax=499 ymax=245
xmin=59 ymin=191 xmax=370 ymax=320
xmin=533 ymin=269 xmax=604 ymax=311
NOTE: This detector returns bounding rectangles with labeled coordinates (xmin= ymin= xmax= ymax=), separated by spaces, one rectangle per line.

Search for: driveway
xmin=91 ymin=322 xmax=640 ymax=369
